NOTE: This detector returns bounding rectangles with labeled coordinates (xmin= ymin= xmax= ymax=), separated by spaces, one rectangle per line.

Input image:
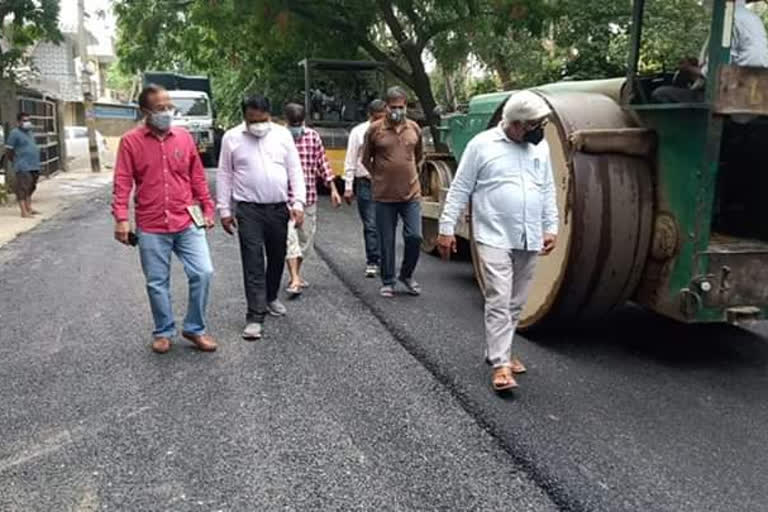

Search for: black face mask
xmin=523 ymin=126 xmax=544 ymax=145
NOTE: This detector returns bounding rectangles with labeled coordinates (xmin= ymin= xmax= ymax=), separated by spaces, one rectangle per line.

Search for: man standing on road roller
xmin=652 ymin=0 xmax=768 ymax=103
xmin=361 ymin=86 xmax=424 ymax=298
xmin=437 ymin=91 xmax=558 ymax=392
xmin=343 ymin=99 xmax=387 ymax=279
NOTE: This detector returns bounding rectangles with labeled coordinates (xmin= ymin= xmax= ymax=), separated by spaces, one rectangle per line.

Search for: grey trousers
xmin=477 ymin=243 xmax=538 ymax=368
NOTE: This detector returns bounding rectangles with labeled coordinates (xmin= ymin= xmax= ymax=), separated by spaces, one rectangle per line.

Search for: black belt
xmin=237 ymin=201 xmax=287 ymax=209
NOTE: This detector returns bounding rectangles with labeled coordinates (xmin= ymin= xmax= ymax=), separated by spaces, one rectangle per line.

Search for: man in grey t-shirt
xmin=5 ymin=112 xmax=42 ymax=218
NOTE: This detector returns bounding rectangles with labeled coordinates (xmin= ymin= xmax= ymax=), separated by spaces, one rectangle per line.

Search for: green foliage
xmin=0 ymin=0 xmax=63 ymax=80
xmin=113 ymin=0 xmax=751 ymax=124
xmin=113 ymin=0 xmax=363 ymax=126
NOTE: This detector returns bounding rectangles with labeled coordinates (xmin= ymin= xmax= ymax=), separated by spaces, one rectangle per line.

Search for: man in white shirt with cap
xmin=437 ymin=90 xmax=558 ymax=392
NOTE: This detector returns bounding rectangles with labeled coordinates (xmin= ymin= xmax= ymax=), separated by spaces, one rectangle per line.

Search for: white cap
xmin=502 ymin=90 xmax=551 ymax=123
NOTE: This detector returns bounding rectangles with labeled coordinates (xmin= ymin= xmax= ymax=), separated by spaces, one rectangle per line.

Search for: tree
xmin=114 ymin=0 xmax=521 ymax=143
xmin=0 ymin=0 xmax=62 ymax=81
xmin=113 ymin=0 xmax=359 ymax=126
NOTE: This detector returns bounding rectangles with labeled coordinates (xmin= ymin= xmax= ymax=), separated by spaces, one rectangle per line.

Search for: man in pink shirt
xmin=217 ymin=95 xmax=306 ymax=341
xmin=112 ymin=84 xmax=218 ymax=354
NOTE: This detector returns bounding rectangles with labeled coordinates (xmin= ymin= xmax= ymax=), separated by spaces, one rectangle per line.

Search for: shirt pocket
xmin=528 ymin=157 xmax=546 ymax=187
xmin=168 ymin=146 xmax=191 ymax=177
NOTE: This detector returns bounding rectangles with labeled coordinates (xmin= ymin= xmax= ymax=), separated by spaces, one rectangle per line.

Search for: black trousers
xmin=236 ymin=202 xmax=290 ymax=323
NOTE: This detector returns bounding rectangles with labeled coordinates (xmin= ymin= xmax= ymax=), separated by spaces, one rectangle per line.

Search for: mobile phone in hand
xmin=128 ymin=232 xmax=138 ymax=247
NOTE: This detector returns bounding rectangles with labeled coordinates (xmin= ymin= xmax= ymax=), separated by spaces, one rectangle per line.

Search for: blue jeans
xmin=355 ymin=179 xmax=379 ymax=265
xmin=375 ymin=200 xmax=422 ymax=286
xmin=137 ymin=225 xmax=214 ymax=338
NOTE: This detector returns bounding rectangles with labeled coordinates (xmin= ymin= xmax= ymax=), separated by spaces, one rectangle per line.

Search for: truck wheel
xmin=420 ymin=159 xmax=454 ymax=254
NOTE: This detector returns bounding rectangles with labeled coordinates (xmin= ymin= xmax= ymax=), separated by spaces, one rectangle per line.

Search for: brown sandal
xmin=510 ymin=357 xmax=527 ymax=374
xmin=491 ymin=367 xmax=518 ymax=391
xmin=151 ymin=337 xmax=171 ymax=354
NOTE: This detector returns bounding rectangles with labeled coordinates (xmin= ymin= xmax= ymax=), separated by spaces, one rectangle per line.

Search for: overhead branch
xmin=396 ymin=0 xmax=426 ymax=42
xmin=284 ymin=1 xmax=415 ymax=87
xmin=357 ymin=38 xmax=415 ymax=87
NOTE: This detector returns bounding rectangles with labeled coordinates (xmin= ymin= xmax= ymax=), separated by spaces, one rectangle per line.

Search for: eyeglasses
xmin=525 ymin=118 xmax=549 ymax=131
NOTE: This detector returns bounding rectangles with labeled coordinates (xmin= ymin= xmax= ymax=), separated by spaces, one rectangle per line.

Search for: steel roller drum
xmin=470 ymin=89 xmax=654 ymax=328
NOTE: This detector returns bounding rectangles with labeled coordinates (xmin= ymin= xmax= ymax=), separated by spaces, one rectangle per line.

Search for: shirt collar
xmin=493 ymin=123 xmax=512 ymax=142
xmin=142 ymin=123 xmax=175 ymax=139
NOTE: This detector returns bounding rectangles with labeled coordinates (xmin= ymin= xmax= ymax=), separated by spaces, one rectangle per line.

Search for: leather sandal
xmin=510 ymin=357 xmax=527 ymax=374
xmin=151 ymin=337 xmax=171 ymax=354
xmin=491 ymin=366 xmax=518 ymax=392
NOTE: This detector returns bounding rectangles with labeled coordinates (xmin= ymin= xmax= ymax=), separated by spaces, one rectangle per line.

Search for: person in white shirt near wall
xmin=437 ymin=91 xmax=559 ymax=393
xmin=343 ymin=99 xmax=387 ymax=278
xmin=216 ymin=95 xmax=306 ymax=341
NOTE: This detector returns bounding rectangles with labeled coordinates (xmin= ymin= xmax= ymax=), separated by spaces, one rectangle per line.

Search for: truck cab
xmin=167 ymin=90 xmax=216 ymax=165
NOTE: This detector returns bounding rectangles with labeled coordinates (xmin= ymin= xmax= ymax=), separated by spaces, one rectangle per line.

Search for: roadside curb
xmin=0 ymin=168 xmax=113 ymax=249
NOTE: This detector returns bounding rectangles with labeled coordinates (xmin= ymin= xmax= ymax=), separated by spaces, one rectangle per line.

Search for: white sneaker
xmin=267 ymin=299 xmax=287 ymax=317
xmin=242 ymin=323 xmax=263 ymax=341
xmin=365 ymin=265 xmax=378 ymax=278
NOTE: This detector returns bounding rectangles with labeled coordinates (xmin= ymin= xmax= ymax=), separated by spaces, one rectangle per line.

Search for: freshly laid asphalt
xmin=313 ymin=198 xmax=768 ymax=512
xmin=0 ymin=187 xmax=555 ymax=511
xmin=1 ymin=176 xmax=767 ymax=511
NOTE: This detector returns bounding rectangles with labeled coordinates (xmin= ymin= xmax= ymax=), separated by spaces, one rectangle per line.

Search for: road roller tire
xmin=420 ymin=159 xmax=453 ymax=254
xmin=470 ymin=91 xmax=654 ymax=330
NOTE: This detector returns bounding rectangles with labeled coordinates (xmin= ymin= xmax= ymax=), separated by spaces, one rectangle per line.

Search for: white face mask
xmin=248 ymin=122 xmax=271 ymax=138
xmin=21 ymin=121 xmax=33 ymax=131
xmin=148 ymin=110 xmax=174 ymax=132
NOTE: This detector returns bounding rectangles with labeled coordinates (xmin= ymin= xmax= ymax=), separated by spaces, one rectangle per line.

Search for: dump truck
xmin=142 ymin=71 xmax=219 ymax=167
xmin=421 ymin=0 xmax=768 ymax=328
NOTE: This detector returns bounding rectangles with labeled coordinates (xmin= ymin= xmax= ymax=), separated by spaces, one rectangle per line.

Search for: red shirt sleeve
xmin=187 ymin=133 xmax=215 ymax=218
xmin=111 ymin=136 xmax=134 ymax=223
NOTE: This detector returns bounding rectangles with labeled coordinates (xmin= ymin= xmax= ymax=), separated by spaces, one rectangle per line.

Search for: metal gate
xmin=18 ymin=96 xmax=60 ymax=176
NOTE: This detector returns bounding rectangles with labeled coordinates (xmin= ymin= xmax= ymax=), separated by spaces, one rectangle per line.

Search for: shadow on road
xmin=527 ymin=305 xmax=768 ymax=372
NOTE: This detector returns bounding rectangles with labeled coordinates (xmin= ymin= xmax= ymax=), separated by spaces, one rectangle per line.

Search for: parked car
xmin=65 ymin=126 xmax=109 ymax=170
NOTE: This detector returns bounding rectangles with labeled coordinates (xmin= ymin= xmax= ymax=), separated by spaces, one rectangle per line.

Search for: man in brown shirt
xmin=361 ymin=86 xmax=424 ymax=298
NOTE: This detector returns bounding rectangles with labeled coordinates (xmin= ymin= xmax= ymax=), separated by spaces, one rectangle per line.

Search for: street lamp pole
xmin=77 ymin=0 xmax=101 ymax=173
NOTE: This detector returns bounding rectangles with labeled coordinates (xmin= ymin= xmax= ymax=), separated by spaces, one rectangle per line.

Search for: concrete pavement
xmin=0 ymin=167 xmax=114 ymax=249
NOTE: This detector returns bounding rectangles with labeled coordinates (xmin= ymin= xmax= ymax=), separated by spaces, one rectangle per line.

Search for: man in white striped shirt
xmin=437 ymin=91 xmax=558 ymax=393
xmin=343 ymin=99 xmax=387 ymax=278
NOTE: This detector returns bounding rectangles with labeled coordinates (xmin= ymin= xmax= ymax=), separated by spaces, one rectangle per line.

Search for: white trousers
xmin=477 ymin=243 xmax=538 ymax=368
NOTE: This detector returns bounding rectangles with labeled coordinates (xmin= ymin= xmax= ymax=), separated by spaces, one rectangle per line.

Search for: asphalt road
xmin=0 ymin=186 xmax=555 ymax=511
xmin=2 ymin=175 xmax=767 ymax=511
xmin=313 ymin=198 xmax=768 ymax=512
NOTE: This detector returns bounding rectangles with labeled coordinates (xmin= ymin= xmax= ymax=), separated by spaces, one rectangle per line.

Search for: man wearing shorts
xmin=5 ymin=112 xmax=41 ymax=218
xmin=283 ymin=103 xmax=341 ymax=296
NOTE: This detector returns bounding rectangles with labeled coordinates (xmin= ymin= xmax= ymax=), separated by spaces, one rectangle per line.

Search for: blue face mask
xmin=288 ymin=126 xmax=305 ymax=139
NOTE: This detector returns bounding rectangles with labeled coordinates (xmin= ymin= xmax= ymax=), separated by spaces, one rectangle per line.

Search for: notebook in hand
xmin=187 ymin=204 xmax=206 ymax=228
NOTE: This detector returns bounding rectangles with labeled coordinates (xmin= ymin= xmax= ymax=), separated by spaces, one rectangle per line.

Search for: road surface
xmin=1 ymin=176 xmax=767 ymax=511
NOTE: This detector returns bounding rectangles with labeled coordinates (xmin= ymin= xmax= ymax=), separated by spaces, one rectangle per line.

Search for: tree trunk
xmin=400 ymin=46 xmax=446 ymax=152
xmin=495 ymin=59 xmax=514 ymax=91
